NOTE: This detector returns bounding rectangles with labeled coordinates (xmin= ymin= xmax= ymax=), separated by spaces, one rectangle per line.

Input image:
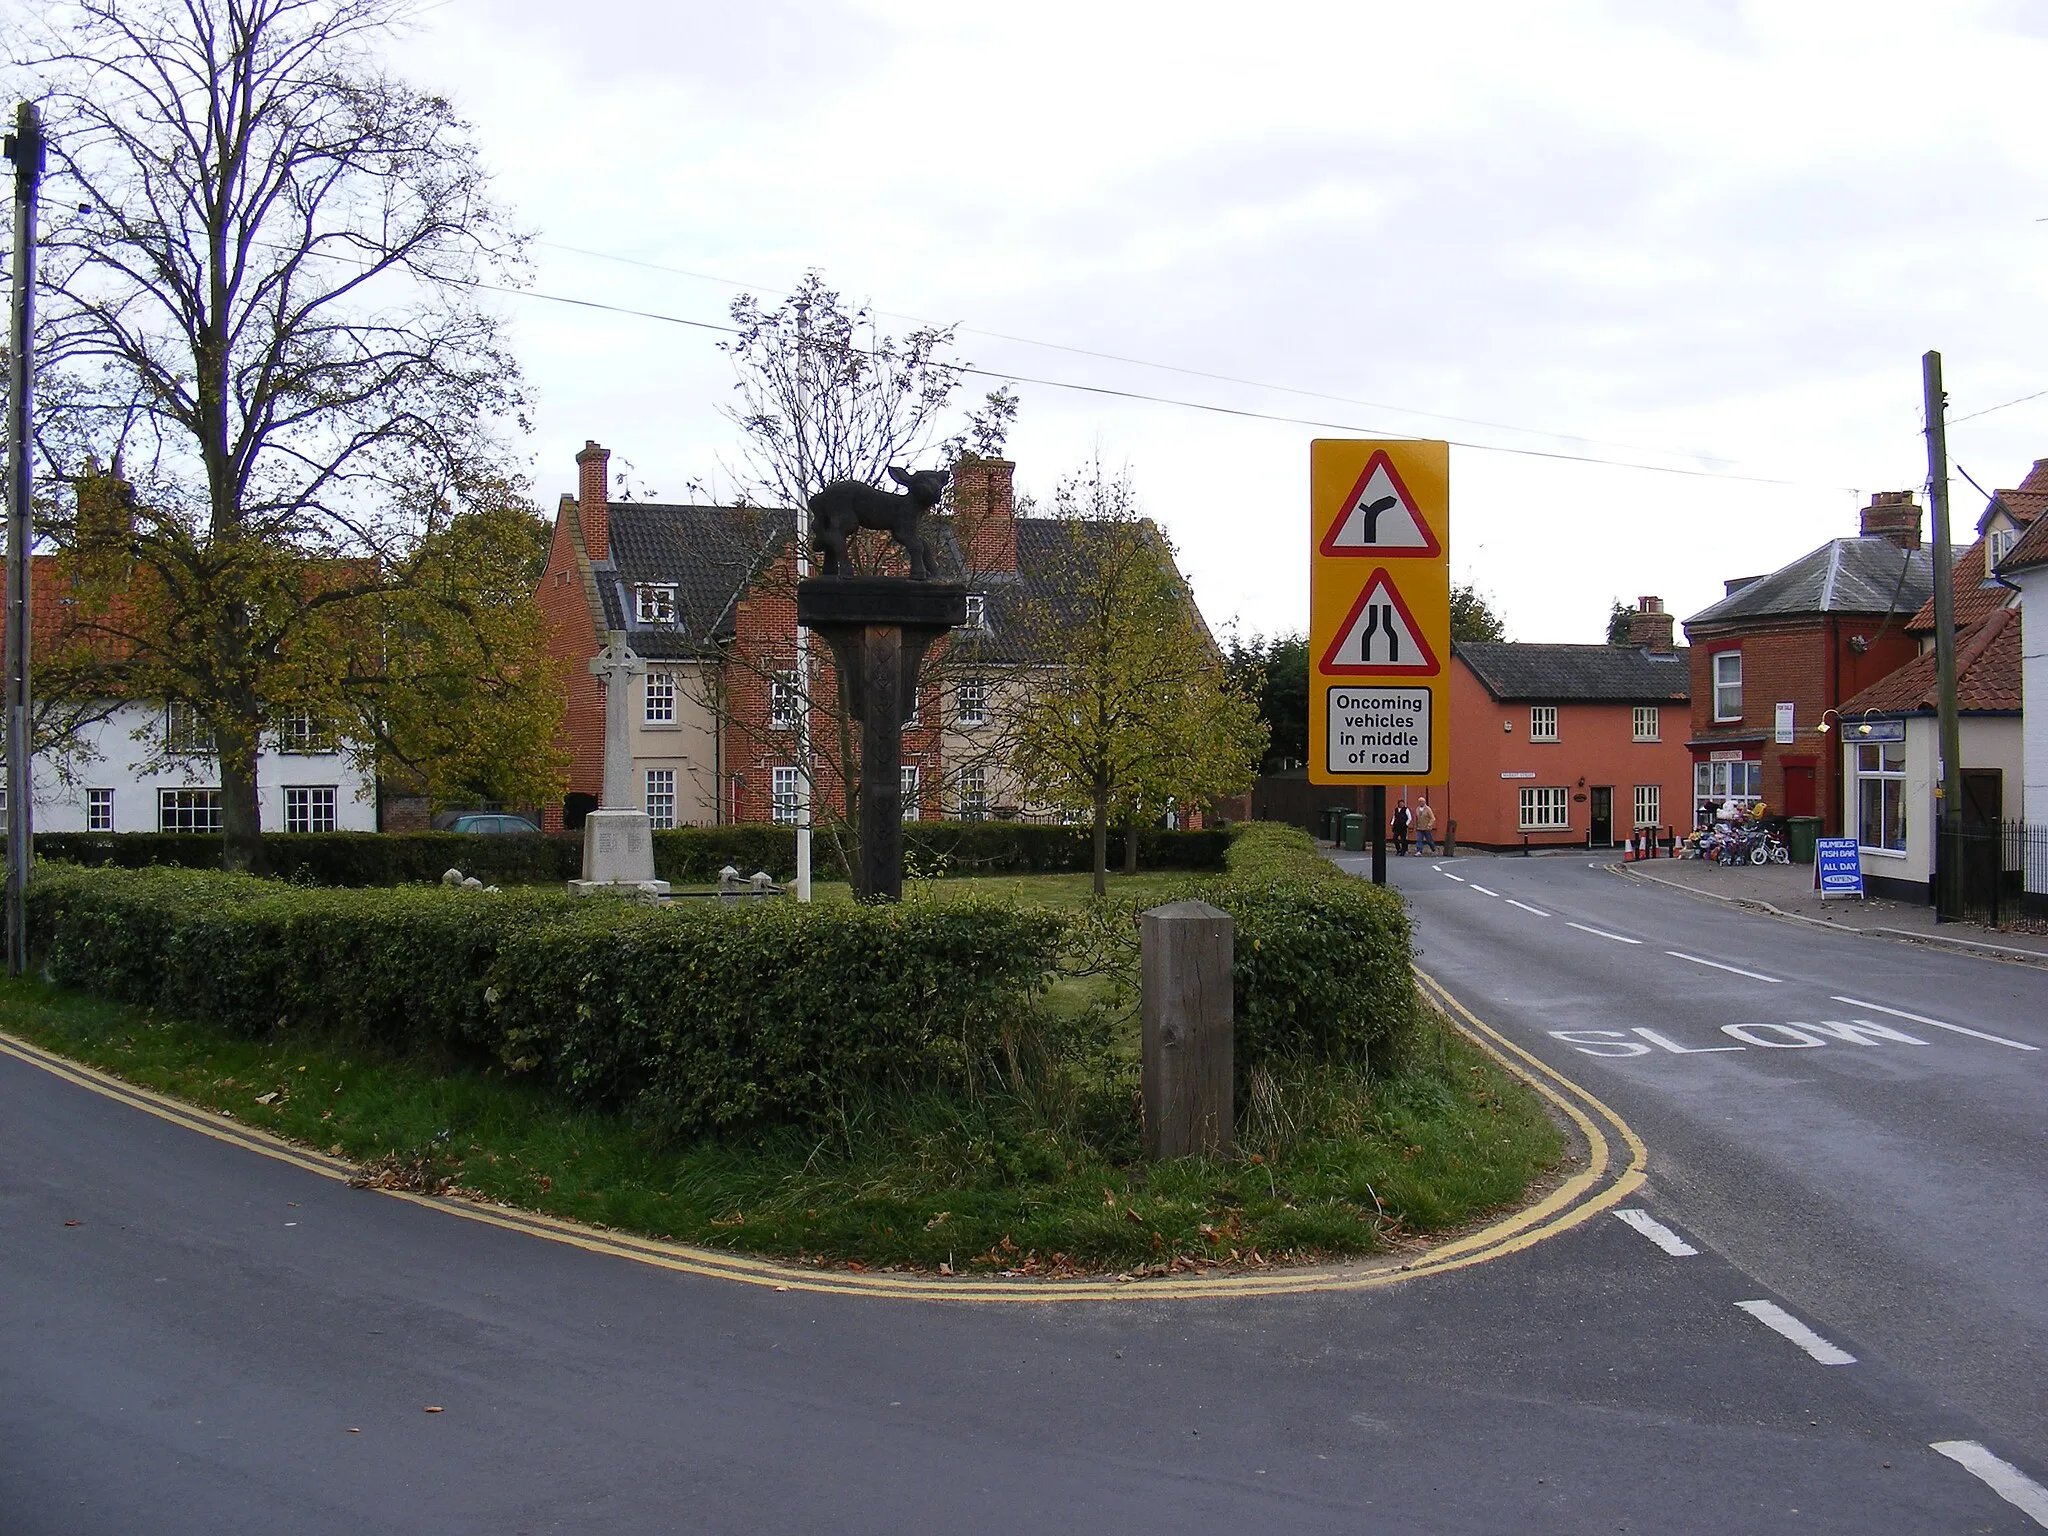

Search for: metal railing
xmin=1937 ymin=818 xmax=2046 ymax=924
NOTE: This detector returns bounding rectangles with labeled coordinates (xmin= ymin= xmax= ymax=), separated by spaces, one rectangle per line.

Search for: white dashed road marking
xmin=1931 ymin=1441 xmax=2048 ymax=1528
xmin=1830 ymin=996 xmax=2038 ymax=1052
xmin=1506 ymin=899 xmax=1551 ymax=917
xmin=1469 ymin=885 xmax=1501 ymax=897
xmin=1613 ymin=1209 xmax=1697 ymax=1256
xmin=1567 ymin=921 xmax=1641 ymax=944
xmin=1667 ymin=951 xmax=1783 ymax=984
xmin=1439 ymin=871 xmax=1467 ymax=883
xmin=1734 ymin=1300 xmax=1856 ymax=1365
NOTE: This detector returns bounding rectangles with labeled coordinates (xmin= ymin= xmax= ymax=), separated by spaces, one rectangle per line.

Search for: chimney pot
xmin=576 ymin=440 xmax=611 ymax=562
xmin=1858 ymin=490 xmax=1922 ymax=551
xmin=1625 ymin=596 xmax=1676 ymax=652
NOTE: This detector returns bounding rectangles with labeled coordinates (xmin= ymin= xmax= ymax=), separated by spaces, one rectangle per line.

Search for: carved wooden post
xmin=1141 ymin=899 xmax=1235 ymax=1159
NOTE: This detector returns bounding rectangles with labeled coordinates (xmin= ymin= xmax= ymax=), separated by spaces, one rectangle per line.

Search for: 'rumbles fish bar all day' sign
xmin=1308 ymin=440 xmax=1452 ymax=787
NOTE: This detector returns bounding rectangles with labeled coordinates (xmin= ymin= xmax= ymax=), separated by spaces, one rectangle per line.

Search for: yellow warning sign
xmin=1309 ymin=440 xmax=1450 ymax=785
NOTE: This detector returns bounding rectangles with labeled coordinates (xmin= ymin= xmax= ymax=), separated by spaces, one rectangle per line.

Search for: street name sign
xmin=1309 ymin=440 xmax=1450 ymax=785
xmin=1814 ymin=837 xmax=1864 ymax=900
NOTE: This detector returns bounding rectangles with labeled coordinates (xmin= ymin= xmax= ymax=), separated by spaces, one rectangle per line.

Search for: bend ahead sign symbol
xmin=1317 ymin=449 xmax=1443 ymax=558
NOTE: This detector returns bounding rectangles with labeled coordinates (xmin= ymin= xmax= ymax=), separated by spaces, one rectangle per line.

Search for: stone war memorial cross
xmin=570 ymin=630 xmax=670 ymax=899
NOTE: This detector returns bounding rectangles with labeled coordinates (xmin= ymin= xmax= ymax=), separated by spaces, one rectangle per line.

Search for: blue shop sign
xmin=1814 ymin=837 xmax=1864 ymax=900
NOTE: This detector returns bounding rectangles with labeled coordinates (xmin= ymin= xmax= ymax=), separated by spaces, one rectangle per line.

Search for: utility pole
xmin=4 ymin=103 xmax=43 ymax=977
xmin=1922 ymin=350 xmax=1963 ymax=921
xmin=794 ymin=540 xmax=813 ymax=902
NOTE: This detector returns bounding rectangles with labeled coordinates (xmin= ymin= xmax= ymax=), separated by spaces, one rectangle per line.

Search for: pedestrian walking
xmin=1414 ymin=795 xmax=1437 ymax=853
xmin=1391 ymin=799 xmax=1411 ymax=857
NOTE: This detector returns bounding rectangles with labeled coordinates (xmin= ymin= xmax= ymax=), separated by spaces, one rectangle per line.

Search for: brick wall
xmin=535 ymin=494 xmax=605 ymax=830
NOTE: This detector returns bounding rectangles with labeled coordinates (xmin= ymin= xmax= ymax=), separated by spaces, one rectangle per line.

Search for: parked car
xmin=443 ymin=813 xmax=543 ymax=836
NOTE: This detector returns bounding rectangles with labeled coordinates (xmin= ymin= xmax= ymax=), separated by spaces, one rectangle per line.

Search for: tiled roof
xmin=2000 ymin=511 xmax=2048 ymax=575
xmin=1454 ymin=641 xmax=1691 ymax=702
xmin=593 ymin=502 xmax=1190 ymax=665
xmin=1684 ymin=537 xmax=1933 ymax=627
xmin=1905 ymin=538 xmax=2018 ymax=634
xmin=1837 ymin=606 xmax=2022 ymax=716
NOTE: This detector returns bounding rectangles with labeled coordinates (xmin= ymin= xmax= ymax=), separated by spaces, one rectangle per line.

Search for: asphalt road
xmin=5 ymin=857 xmax=2047 ymax=1533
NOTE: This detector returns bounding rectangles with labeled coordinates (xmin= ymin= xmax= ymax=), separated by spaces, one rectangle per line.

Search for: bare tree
xmin=711 ymin=273 xmax=1017 ymax=886
xmin=11 ymin=0 xmax=535 ymax=869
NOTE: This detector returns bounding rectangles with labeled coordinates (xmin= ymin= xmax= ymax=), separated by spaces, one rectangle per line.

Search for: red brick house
xmin=1392 ymin=599 xmax=1693 ymax=850
xmin=1680 ymin=493 xmax=1934 ymax=833
xmin=534 ymin=444 xmax=1203 ymax=830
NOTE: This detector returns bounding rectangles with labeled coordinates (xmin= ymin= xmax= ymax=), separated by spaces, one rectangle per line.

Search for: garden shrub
xmin=25 ymin=865 xmax=1063 ymax=1137
xmin=23 ymin=823 xmax=1230 ymax=887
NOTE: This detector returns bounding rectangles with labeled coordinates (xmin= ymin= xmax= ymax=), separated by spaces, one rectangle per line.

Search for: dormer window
xmin=635 ymin=584 xmax=678 ymax=624
xmin=1988 ymin=526 xmax=2017 ymax=572
xmin=964 ymin=593 xmax=987 ymax=630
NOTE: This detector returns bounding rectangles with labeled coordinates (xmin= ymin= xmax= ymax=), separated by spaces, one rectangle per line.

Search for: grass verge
xmin=0 ymin=974 xmax=1562 ymax=1277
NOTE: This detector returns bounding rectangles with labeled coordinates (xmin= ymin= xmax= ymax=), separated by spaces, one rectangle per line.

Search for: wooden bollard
xmin=1141 ymin=899 xmax=1235 ymax=1160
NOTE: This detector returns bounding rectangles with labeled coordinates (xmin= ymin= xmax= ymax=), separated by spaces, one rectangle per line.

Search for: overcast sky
xmin=399 ymin=0 xmax=2048 ymax=643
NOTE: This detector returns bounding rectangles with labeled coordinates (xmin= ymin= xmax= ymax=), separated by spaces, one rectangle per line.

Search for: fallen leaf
xmin=923 ymin=1211 xmax=950 ymax=1230
xmin=348 ymin=1427 xmax=360 ymax=1434
xmin=423 ymin=1405 xmax=444 ymax=1414
xmin=254 ymin=1092 xmax=279 ymax=1105
xmin=63 ymin=1220 xmax=81 ymax=1227
xmin=326 ymin=1144 xmax=344 ymax=1156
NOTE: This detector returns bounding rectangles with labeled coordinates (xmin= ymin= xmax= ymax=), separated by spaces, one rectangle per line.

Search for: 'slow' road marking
xmin=1734 ymin=1300 xmax=1856 ymax=1365
xmin=1470 ymin=885 xmax=1501 ymax=897
xmin=1506 ymin=899 xmax=1551 ymax=917
xmin=1830 ymin=996 xmax=2038 ymax=1052
xmin=1668 ymin=951 xmax=1783 ymax=984
xmin=1568 ymin=921 xmax=1641 ymax=944
xmin=1931 ymin=1441 xmax=2048 ymax=1528
xmin=1614 ymin=1208 xmax=1697 ymax=1256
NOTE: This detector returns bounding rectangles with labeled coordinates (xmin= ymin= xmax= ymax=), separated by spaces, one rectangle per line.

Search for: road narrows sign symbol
xmin=1317 ymin=449 xmax=1443 ymax=558
xmin=1319 ymin=569 xmax=1442 ymax=675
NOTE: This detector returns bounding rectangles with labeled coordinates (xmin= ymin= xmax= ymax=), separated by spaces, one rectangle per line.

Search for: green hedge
xmin=23 ymin=823 xmax=1230 ymax=887
xmin=1205 ymin=823 xmax=1415 ymax=1068
xmin=27 ymin=866 xmax=1063 ymax=1136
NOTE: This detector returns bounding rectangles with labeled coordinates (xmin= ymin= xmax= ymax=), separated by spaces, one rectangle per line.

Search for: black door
xmin=1589 ymin=786 xmax=1613 ymax=847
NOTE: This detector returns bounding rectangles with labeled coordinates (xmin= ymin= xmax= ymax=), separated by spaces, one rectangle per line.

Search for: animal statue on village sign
xmin=807 ymin=466 xmax=948 ymax=580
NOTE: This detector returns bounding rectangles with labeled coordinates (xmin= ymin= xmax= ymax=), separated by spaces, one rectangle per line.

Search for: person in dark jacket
xmin=1391 ymin=799 xmax=1411 ymax=857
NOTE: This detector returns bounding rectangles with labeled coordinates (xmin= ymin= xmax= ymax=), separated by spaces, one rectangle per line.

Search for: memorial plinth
xmin=797 ymin=577 xmax=967 ymax=903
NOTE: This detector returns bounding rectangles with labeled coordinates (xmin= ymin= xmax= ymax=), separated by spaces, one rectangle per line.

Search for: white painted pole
xmin=794 ymin=540 xmax=813 ymax=903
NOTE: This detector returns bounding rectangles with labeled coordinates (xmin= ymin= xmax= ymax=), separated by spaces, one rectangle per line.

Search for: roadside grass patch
xmin=0 ymin=977 xmax=1561 ymax=1274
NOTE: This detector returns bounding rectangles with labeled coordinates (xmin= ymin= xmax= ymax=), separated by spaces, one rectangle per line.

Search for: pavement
xmin=6 ymin=856 xmax=2048 ymax=1532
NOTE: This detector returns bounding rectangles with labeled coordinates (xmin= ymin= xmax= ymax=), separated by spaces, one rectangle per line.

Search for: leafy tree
xmin=1009 ymin=461 xmax=1265 ymax=895
xmin=1450 ymin=582 xmax=1508 ymax=643
xmin=16 ymin=0 xmax=538 ymax=869
xmin=1223 ymin=630 xmax=1308 ymax=772
xmin=1607 ymin=599 xmax=1633 ymax=645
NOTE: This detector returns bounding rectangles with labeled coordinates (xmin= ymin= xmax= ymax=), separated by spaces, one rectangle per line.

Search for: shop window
xmin=1855 ymin=742 xmax=1907 ymax=853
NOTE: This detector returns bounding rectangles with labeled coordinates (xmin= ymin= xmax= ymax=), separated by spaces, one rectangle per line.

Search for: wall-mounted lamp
xmin=1502 ymin=720 xmax=1513 ymax=733
xmin=1817 ymin=709 xmax=1873 ymax=737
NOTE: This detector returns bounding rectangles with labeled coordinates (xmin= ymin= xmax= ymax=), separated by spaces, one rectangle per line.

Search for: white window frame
xmin=635 ymin=584 xmax=678 ymax=624
xmin=164 ymin=701 xmax=214 ymax=756
xmin=957 ymin=764 xmax=989 ymax=820
xmin=964 ymin=592 xmax=987 ymax=630
xmin=1988 ymin=527 xmax=2017 ymax=570
xmin=769 ymin=672 xmax=798 ymax=731
xmin=1713 ymin=650 xmax=1742 ymax=722
xmin=159 ymin=788 xmax=223 ymax=833
xmin=770 ymin=765 xmax=801 ymax=825
xmin=275 ymin=709 xmax=333 ymax=755
xmin=283 ymin=785 xmax=338 ymax=834
xmin=87 ymin=787 xmax=115 ymax=833
xmin=1519 ymin=785 xmax=1569 ymax=830
xmin=1632 ymin=706 xmax=1660 ymax=742
xmin=644 ymin=768 xmax=676 ymax=830
xmin=1632 ymin=783 xmax=1661 ymax=829
xmin=901 ymin=764 xmax=920 ymax=821
xmin=643 ymin=669 xmax=676 ymax=726
xmin=1528 ymin=706 xmax=1558 ymax=742
xmin=958 ymin=676 xmax=988 ymax=727
xmin=1693 ymin=760 xmax=1763 ymax=819
xmin=1853 ymin=741 xmax=1907 ymax=855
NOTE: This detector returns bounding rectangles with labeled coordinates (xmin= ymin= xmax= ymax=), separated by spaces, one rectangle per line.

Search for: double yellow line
xmin=1 ymin=973 xmax=1644 ymax=1304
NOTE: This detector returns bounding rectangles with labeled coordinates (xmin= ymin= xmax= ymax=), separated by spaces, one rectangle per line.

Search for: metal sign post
xmin=4 ymin=102 xmax=44 ymax=976
xmin=1308 ymin=441 xmax=1452 ymax=883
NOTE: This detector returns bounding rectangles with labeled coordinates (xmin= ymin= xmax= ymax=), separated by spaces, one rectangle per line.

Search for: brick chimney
xmin=576 ymin=440 xmax=611 ymax=562
xmin=1625 ymin=595 xmax=1675 ymax=652
xmin=1859 ymin=490 xmax=1921 ymax=551
xmin=951 ymin=455 xmax=1017 ymax=575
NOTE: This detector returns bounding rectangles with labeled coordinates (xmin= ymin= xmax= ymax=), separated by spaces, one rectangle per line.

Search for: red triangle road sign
xmin=1319 ymin=568 xmax=1442 ymax=675
xmin=1318 ymin=449 xmax=1443 ymax=558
